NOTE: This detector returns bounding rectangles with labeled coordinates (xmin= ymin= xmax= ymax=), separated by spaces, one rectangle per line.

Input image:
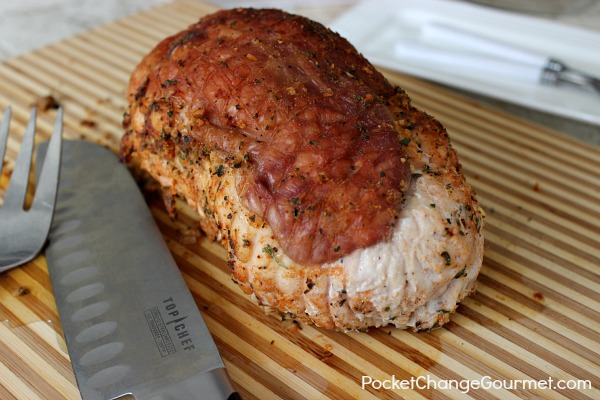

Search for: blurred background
xmin=1 ymin=0 xmax=599 ymax=144
xmin=2 ymin=0 xmax=600 ymax=61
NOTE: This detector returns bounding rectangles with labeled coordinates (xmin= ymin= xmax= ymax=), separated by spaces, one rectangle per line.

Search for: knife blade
xmin=36 ymin=139 xmax=240 ymax=400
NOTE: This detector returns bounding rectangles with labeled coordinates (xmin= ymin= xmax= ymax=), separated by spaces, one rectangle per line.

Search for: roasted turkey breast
xmin=121 ymin=8 xmax=485 ymax=332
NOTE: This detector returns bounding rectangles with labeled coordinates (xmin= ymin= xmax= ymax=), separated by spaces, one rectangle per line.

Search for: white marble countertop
xmin=1 ymin=0 xmax=599 ymax=144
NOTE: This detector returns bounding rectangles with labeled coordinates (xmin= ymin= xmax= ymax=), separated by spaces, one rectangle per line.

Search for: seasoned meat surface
xmin=121 ymin=8 xmax=485 ymax=331
xmin=127 ymin=8 xmax=410 ymax=265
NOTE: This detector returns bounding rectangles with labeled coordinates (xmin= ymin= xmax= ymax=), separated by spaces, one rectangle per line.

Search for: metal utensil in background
xmin=0 ymin=106 xmax=62 ymax=272
xmin=394 ymin=22 xmax=600 ymax=94
xmin=462 ymin=0 xmax=599 ymax=16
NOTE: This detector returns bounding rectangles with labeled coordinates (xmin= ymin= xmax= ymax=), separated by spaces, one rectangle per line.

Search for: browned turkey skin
xmin=121 ymin=8 xmax=485 ymax=332
xmin=123 ymin=8 xmax=411 ymax=266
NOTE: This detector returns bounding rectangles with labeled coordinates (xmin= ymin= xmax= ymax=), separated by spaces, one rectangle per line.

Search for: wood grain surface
xmin=0 ymin=1 xmax=599 ymax=399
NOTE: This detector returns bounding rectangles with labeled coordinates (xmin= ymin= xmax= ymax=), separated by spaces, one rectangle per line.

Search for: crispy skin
xmin=124 ymin=8 xmax=410 ymax=265
xmin=121 ymin=8 xmax=485 ymax=331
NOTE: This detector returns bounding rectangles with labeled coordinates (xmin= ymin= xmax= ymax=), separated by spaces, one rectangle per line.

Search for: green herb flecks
xmin=441 ymin=251 xmax=452 ymax=266
xmin=399 ymin=137 xmax=411 ymax=146
xmin=214 ymin=165 xmax=225 ymax=177
xmin=453 ymin=266 xmax=467 ymax=279
xmin=263 ymin=244 xmax=288 ymax=269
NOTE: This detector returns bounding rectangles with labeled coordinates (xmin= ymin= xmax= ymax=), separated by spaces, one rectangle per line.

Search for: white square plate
xmin=329 ymin=0 xmax=600 ymax=126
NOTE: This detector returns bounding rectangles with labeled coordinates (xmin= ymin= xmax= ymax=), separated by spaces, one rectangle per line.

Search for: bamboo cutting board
xmin=0 ymin=1 xmax=599 ymax=399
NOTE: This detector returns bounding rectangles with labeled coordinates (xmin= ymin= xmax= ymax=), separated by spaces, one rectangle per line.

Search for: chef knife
xmin=36 ymin=139 xmax=240 ymax=400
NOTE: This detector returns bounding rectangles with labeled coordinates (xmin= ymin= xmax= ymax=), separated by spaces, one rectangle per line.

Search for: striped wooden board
xmin=1 ymin=1 xmax=599 ymax=399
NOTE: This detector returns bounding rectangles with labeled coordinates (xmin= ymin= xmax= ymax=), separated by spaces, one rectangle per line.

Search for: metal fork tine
xmin=1 ymin=106 xmax=62 ymax=272
xmin=0 ymin=106 xmax=11 ymax=178
xmin=3 ymin=107 xmax=37 ymax=209
xmin=31 ymin=107 xmax=62 ymax=211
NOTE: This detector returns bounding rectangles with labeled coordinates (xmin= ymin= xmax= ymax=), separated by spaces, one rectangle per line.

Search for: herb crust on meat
xmin=121 ymin=8 xmax=485 ymax=331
